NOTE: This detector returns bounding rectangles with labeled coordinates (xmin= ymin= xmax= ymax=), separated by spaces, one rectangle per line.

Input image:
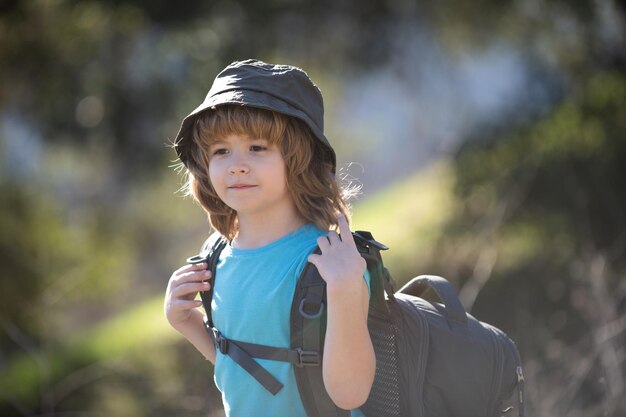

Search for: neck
xmin=233 ymin=206 xmax=306 ymax=249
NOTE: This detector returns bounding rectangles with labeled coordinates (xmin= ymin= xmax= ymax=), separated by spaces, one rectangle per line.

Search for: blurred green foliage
xmin=1 ymin=0 xmax=625 ymax=416
xmin=445 ymin=70 xmax=626 ymax=414
xmin=352 ymin=162 xmax=455 ymax=282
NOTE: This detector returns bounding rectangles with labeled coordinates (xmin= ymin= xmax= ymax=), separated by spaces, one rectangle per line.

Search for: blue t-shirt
xmin=211 ymin=223 xmax=369 ymax=417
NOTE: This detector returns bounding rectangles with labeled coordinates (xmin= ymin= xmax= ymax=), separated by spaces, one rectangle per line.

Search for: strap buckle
xmin=298 ymin=298 xmax=325 ymax=319
xmin=212 ymin=329 xmax=229 ymax=354
xmin=186 ymin=254 xmax=209 ymax=265
xmin=295 ymin=348 xmax=321 ymax=368
xmin=354 ymin=230 xmax=389 ymax=251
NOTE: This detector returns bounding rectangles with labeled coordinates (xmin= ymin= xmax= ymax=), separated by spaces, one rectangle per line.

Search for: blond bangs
xmin=197 ymin=106 xmax=286 ymax=148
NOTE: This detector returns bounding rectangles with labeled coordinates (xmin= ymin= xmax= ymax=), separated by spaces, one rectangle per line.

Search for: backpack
xmin=186 ymin=230 xmax=525 ymax=417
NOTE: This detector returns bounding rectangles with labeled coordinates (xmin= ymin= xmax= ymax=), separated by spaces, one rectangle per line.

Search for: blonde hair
xmin=182 ymin=105 xmax=358 ymax=240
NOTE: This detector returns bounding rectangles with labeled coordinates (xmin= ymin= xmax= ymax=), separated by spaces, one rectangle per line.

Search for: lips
xmin=228 ymin=184 xmax=256 ymax=189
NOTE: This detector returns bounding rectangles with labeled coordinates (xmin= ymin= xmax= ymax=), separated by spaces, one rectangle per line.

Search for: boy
xmin=164 ymin=60 xmax=374 ymax=416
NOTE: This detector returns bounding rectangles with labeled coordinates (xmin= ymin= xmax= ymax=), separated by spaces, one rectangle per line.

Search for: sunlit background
xmin=1 ymin=1 xmax=625 ymax=416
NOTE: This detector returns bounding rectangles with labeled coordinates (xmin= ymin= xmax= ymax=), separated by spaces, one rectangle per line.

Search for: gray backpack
xmin=187 ymin=231 xmax=525 ymax=417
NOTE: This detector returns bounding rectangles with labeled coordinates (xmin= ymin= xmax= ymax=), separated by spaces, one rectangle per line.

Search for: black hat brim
xmin=174 ymin=89 xmax=336 ymax=170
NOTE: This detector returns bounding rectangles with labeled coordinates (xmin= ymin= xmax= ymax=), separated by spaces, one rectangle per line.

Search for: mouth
xmin=228 ymin=184 xmax=257 ymax=189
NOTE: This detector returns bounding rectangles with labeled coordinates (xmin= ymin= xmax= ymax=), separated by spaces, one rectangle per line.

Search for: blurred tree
xmin=442 ymin=69 xmax=626 ymax=416
xmin=417 ymin=3 xmax=626 ymax=416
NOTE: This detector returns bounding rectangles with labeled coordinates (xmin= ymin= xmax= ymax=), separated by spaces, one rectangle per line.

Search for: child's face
xmin=208 ymin=133 xmax=292 ymax=219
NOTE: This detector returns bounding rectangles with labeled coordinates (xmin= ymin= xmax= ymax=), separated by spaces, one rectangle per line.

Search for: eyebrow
xmin=211 ymin=136 xmax=269 ymax=144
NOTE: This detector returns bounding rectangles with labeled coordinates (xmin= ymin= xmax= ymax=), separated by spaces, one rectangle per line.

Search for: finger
xmin=176 ymin=262 xmax=208 ymax=275
xmin=170 ymin=273 xmax=209 ymax=294
xmin=316 ymin=236 xmax=330 ymax=251
xmin=175 ymin=280 xmax=211 ymax=296
xmin=175 ymin=270 xmax=212 ymax=285
xmin=172 ymin=281 xmax=211 ymax=298
xmin=337 ymin=213 xmax=355 ymax=245
xmin=171 ymin=299 xmax=204 ymax=310
xmin=307 ymin=253 xmax=320 ymax=267
xmin=327 ymin=230 xmax=341 ymax=244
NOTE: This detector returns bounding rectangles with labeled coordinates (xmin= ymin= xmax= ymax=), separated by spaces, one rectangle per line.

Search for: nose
xmin=228 ymin=156 xmax=250 ymax=175
xmin=229 ymin=165 xmax=249 ymax=174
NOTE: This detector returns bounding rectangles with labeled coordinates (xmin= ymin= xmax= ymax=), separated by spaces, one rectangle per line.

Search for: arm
xmin=323 ymin=275 xmax=374 ymax=409
xmin=307 ymin=216 xmax=376 ymax=409
xmin=164 ymin=262 xmax=217 ymax=363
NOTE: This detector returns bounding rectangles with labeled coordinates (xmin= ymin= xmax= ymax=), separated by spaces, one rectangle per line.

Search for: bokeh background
xmin=1 ymin=0 xmax=625 ymax=416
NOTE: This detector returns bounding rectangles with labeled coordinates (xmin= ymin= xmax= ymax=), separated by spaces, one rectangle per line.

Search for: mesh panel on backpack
xmin=361 ymin=314 xmax=401 ymax=417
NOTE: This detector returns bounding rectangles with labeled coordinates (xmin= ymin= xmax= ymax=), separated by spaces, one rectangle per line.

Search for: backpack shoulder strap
xmin=185 ymin=232 xmax=228 ymax=329
xmin=291 ymin=230 xmax=390 ymax=417
xmin=291 ymin=247 xmax=342 ymax=417
xmin=187 ymin=233 xmax=302 ymax=396
xmin=353 ymin=230 xmax=394 ymax=312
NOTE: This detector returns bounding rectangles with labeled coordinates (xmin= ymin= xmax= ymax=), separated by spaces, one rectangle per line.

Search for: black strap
xmin=292 ymin=258 xmax=341 ymax=417
xmin=186 ymin=234 xmax=227 ymax=329
xmin=354 ymin=230 xmax=394 ymax=315
xmin=208 ymin=325 xmax=287 ymax=395
xmin=291 ymin=231 xmax=390 ymax=417
xmin=209 ymin=324 xmax=321 ymax=367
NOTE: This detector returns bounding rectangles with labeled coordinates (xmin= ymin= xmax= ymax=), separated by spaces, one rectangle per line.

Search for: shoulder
xmin=299 ymin=223 xmax=328 ymax=240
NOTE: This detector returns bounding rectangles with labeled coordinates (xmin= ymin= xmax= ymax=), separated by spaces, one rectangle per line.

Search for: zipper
xmin=516 ymin=365 xmax=525 ymax=417
xmin=509 ymin=336 xmax=525 ymax=417
xmin=486 ymin=326 xmax=505 ymax=416
xmin=404 ymin=295 xmax=429 ymax=417
xmin=492 ymin=327 xmax=525 ymax=417
xmin=500 ymin=331 xmax=525 ymax=417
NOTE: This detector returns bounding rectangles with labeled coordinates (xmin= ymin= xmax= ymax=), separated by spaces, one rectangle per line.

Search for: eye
xmin=250 ymin=145 xmax=267 ymax=152
xmin=211 ymin=148 xmax=229 ymax=156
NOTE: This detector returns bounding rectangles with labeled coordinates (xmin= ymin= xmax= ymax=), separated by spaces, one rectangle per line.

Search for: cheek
xmin=273 ymin=162 xmax=288 ymax=187
xmin=207 ymin=164 xmax=227 ymax=198
xmin=208 ymin=162 xmax=220 ymax=184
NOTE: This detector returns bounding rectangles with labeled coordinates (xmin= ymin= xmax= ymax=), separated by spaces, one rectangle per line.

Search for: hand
xmin=307 ymin=214 xmax=366 ymax=292
xmin=164 ymin=262 xmax=211 ymax=326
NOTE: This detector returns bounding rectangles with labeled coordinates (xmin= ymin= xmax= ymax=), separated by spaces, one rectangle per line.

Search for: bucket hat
xmin=174 ymin=59 xmax=336 ymax=170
